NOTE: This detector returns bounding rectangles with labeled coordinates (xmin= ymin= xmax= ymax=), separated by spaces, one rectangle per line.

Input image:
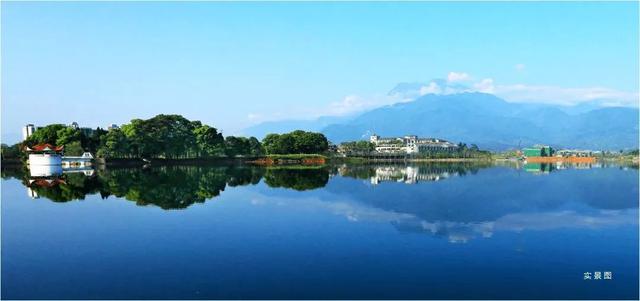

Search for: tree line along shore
xmin=5 ymin=113 xmax=635 ymax=166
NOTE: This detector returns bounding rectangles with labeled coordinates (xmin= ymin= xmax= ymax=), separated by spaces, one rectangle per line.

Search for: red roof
xmin=28 ymin=178 xmax=66 ymax=188
xmin=25 ymin=143 xmax=64 ymax=152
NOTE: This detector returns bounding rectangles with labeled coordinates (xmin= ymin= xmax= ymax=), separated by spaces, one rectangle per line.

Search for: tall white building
xmin=22 ymin=124 xmax=35 ymax=140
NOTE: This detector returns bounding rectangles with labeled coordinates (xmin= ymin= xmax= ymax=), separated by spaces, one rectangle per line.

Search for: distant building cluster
xmin=369 ymin=134 xmax=458 ymax=154
xmin=523 ymin=145 xmax=599 ymax=158
xmin=22 ymin=122 xmax=120 ymax=141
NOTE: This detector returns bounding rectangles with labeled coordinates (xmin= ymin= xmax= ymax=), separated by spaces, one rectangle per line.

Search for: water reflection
xmin=3 ymin=163 xmax=494 ymax=208
xmin=2 ymin=162 xmax=637 ymax=299
xmin=253 ymin=162 xmax=639 ymax=243
xmin=3 ymin=162 xmax=637 ymax=212
xmin=523 ymin=161 xmax=610 ymax=174
xmin=336 ymin=162 xmax=489 ymax=184
xmin=28 ymin=164 xmax=63 ymax=178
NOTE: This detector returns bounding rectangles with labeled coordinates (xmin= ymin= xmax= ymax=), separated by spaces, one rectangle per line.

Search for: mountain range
xmin=244 ymin=92 xmax=639 ymax=150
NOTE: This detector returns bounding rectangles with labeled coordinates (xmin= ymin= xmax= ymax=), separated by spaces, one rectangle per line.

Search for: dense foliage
xmin=0 ymin=143 xmax=23 ymax=160
xmin=15 ymin=114 xmax=269 ymax=159
xmin=262 ymin=130 xmax=329 ymax=155
xmin=415 ymin=143 xmax=492 ymax=159
xmin=339 ymin=141 xmax=376 ymax=155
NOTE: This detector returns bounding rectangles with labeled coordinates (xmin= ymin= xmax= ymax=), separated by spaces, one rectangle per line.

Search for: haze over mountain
xmin=246 ymin=91 xmax=639 ymax=150
xmin=242 ymin=115 xmax=354 ymax=139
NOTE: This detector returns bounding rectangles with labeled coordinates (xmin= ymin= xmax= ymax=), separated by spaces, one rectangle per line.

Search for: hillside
xmin=320 ymin=93 xmax=639 ymax=150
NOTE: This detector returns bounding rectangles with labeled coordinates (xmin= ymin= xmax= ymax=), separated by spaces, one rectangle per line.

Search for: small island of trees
xmin=1 ymin=114 xmax=330 ymax=163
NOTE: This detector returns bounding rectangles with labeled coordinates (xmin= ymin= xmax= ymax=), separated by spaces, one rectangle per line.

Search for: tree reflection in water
xmin=2 ymin=163 xmax=496 ymax=209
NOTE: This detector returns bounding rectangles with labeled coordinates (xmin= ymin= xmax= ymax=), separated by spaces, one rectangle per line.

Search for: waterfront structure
xmin=21 ymin=124 xmax=35 ymax=140
xmin=62 ymin=152 xmax=94 ymax=168
xmin=556 ymin=149 xmax=597 ymax=157
xmin=24 ymin=143 xmax=64 ymax=166
xmin=522 ymin=145 xmax=554 ymax=157
xmin=369 ymin=134 xmax=458 ymax=154
xmin=522 ymin=145 xmax=597 ymax=163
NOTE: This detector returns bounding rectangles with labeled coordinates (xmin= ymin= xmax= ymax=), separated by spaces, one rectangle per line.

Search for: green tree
xmin=340 ymin=140 xmax=375 ymax=154
xmin=193 ymin=125 xmax=224 ymax=157
xmin=64 ymin=141 xmax=85 ymax=156
xmin=25 ymin=124 xmax=66 ymax=146
xmin=97 ymin=129 xmax=129 ymax=158
xmin=83 ymin=127 xmax=108 ymax=154
xmin=262 ymin=131 xmax=328 ymax=155
xmin=262 ymin=134 xmax=285 ymax=154
xmin=55 ymin=127 xmax=81 ymax=146
xmin=247 ymin=137 xmax=264 ymax=156
xmin=1 ymin=143 xmax=23 ymax=160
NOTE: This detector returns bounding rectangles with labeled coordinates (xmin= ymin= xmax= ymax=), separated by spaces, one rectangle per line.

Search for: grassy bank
xmin=248 ymin=154 xmax=327 ymax=165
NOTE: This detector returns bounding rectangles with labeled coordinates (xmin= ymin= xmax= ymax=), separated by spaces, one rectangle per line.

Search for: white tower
xmin=22 ymin=124 xmax=35 ymax=140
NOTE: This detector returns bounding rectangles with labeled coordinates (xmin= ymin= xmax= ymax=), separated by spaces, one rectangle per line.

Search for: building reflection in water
xmin=25 ymin=165 xmax=95 ymax=199
xmin=337 ymin=163 xmax=488 ymax=185
xmin=524 ymin=161 xmax=603 ymax=174
xmin=369 ymin=165 xmax=453 ymax=184
xmin=4 ymin=161 xmax=635 ymax=211
xmin=3 ymin=162 xmax=637 ymax=245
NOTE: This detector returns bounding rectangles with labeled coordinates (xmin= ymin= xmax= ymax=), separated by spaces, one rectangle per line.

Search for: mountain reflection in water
xmin=2 ymin=162 xmax=638 ymax=299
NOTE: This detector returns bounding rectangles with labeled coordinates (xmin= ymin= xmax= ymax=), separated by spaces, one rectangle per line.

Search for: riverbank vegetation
xmin=262 ymin=131 xmax=329 ymax=154
xmin=3 ymin=114 xmax=330 ymax=162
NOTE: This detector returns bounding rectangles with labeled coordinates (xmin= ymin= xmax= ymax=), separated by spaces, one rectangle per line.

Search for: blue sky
xmin=2 ymin=1 xmax=638 ymax=143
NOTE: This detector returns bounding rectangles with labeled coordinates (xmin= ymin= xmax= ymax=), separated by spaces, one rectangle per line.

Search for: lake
xmin=1 ymin=162 xmax=638 ymax=299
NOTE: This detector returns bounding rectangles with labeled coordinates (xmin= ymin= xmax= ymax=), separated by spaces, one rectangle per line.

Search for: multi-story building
xmin=369 ymin=134 xmax=458 ymax=154
xmin=22 ymin=124 xmax=36 ymax=140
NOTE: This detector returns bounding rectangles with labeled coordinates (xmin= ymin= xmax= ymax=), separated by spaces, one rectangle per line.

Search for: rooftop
xmin=24 ymin=143 xmax=64 ymax=153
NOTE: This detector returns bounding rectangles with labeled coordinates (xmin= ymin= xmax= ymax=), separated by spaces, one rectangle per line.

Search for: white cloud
xmin=247 ymin=113 xmax=261 ymax=121
xmin=326 ymin=94 xmax=403 ymax=116
xmin=473 ymin=78 xmax=495 ymax=94
xmin=447 ymin=71 xmax=471 ymax=82
xmin=328 ymin=95 xmax=371 ymax=116
xmin=409 ymin=72 xmax=638 ymax=107
xmin=248 ymin=187 xmax=637 ymax=244
xmin=514 ymin=63 xmax=526 ymax=72
xmin=493 ymin=84 xmax=640 ymax=106
xmin=419 ymin=81 xmax=442 ymax=95
xmin=243 ymin=71 xmax=638 ymax=130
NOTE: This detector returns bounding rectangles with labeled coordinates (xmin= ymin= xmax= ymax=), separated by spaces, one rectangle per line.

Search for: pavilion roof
xmin=24 ymin=143 xmax=64 ymax=153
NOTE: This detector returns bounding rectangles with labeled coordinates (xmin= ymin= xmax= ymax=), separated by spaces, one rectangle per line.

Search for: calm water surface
xmin=2 ymin=162 xmax=638 ymax=299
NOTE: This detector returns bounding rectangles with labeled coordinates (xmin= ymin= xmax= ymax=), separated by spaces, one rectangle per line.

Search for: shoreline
xmin=4 ymin=155 xmax=638 ymax=168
